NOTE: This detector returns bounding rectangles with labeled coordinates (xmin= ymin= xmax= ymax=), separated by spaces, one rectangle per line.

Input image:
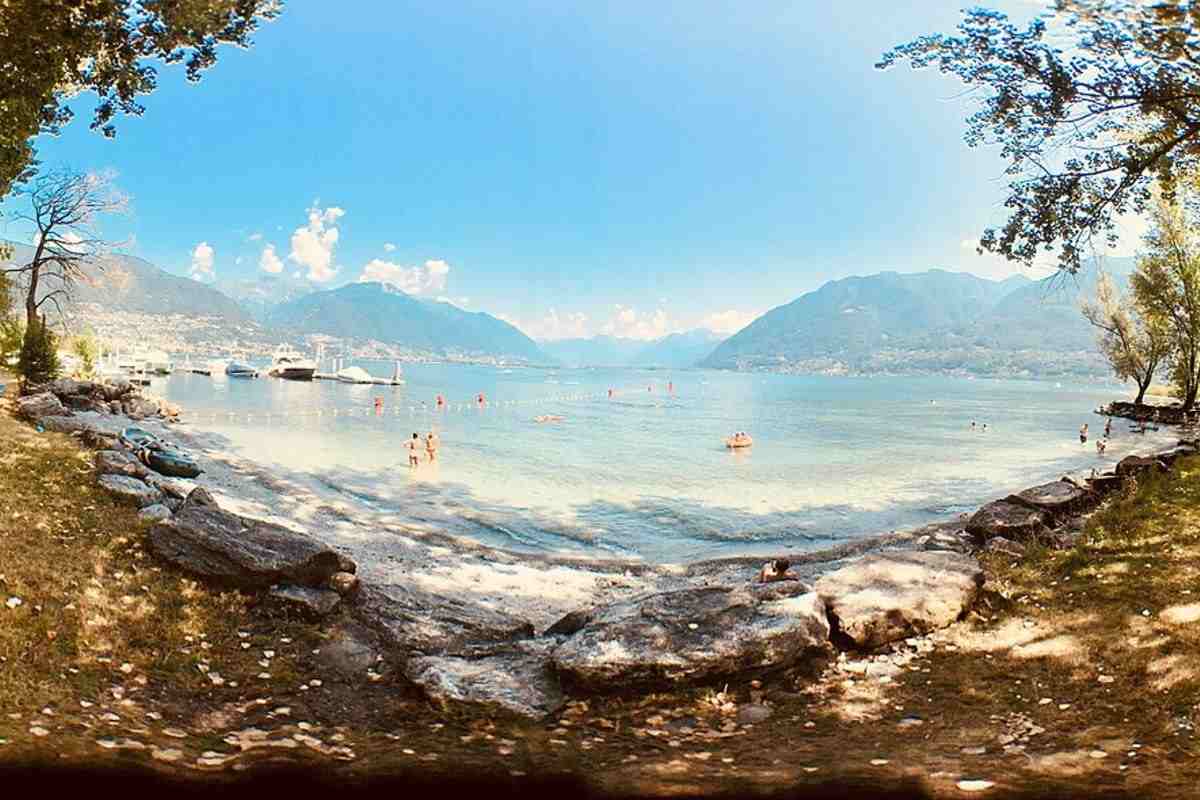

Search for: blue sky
xmin=2 ymin=0 xmax=1125 ymax=340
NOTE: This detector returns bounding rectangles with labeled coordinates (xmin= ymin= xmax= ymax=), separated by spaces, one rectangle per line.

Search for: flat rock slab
xmin=814 ymin=551 xmax=984 ymax=651
xmin=98 ymin=475 xmax=164 ymax=509
xmin=965 ymin=499 xmax=1050 ymax=543
xmin=316 ymin=623 xmax=382 ymax=677
xmin=268 ymin=585 xmax=342 ymax=618
xmin=16 ymin=392 xmax=66 ymax=420
xmin=550 ymin=582 xmax=831 ymax=692
xmin=1008 ymin=480 xmax=1094 ymax=518
xmin=406 ymin=650 xmax=565 ymax=719
xmin=146 ymin=495 xmax=346 ymax=590
xmin=354 ymin=583 xmax=535 ymax=658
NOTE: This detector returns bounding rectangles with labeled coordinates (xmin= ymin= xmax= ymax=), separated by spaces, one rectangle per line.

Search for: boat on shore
xmin=119 ymin=426 xmax=203 ymax=479
xmin=268 ymin=345 xmax=316 ymax=381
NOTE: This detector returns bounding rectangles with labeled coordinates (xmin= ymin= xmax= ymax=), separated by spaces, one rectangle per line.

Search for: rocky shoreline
xmin=1099 ymin=398 xmax=1200 ymax=426
xmin=12 ymin=378 xmax=1200 ymax=721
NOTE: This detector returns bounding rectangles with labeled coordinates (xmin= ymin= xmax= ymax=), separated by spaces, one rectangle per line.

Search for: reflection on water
xmin=160 ymin=364 xmax=1172 ymax=562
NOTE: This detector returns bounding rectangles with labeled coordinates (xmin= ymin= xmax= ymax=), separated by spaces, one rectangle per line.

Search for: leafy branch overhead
xmin=0 ymin=0 xmax=283 ymax=197
xmin=878 ymin=1 xmax=1200 ymax=273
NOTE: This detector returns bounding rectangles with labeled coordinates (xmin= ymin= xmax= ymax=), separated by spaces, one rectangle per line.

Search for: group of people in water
xmin=407 ymin=430 xmax=439 ymax=466
xmin=1080 ymin=417 xmax=1114 ymax=455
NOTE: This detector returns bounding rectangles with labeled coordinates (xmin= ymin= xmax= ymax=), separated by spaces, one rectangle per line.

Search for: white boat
xmin=268 ymin=345 xmax=316 ymax=381
xmin=335 ymin=366 xmax=374 ymax=384
xmin=226 ymin=360 xmax=259 ymax=378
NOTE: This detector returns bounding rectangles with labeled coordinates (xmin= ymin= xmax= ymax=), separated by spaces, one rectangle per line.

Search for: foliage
xmin=1081 ymin=269 xmax=1171 ymax=404
xmin=0 ymin=1 xmax=283 ymax=198
xmin=0 ymin=316 xmax=23 ymax=368
xmin=70 ymin=331 xmax=99 ymax=378
xmin=878 ymin=2 xmax=1200 ymax=273
xmin=17 ymin=314 xmax=60 ymax=386
xmin=1131 ymin=184 xmax=1200 ymax=410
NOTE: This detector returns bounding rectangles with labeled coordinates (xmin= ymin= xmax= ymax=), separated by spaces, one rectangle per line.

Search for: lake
xmin=157 ymin=363 xmax=1171 ymax=562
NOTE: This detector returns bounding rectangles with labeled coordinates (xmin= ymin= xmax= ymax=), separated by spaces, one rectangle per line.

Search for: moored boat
xmin=225 ymin=360 xmax=259 ymax=378
xmin=335 ymin=366 xmax=374 ymax=384
xmin=268 ymin=345 xmax=316 ymax=381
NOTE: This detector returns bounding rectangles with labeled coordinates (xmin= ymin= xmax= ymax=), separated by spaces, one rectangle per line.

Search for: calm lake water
xmin=157 ymin=362 xmax=1172 ymax=562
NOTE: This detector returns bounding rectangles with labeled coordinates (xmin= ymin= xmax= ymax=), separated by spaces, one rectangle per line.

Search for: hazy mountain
xmin=1 ymin=241 xmax=251 ymax=323
xmin=268 ymin=281 xmax=548 ymax=362
xmin=538 ymin=336 xmax=646 ymax=367
xmin=630 ymin=328 xmax=724 ymax=368
xmin=700 ymin=264 xmax=1132 ymax=375
xmin=218 ymin=273 xmax=316 ymax=321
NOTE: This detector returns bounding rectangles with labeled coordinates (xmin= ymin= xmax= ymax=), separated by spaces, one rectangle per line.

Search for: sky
xmin=0 ymin=0 xmax=1143 ymax=341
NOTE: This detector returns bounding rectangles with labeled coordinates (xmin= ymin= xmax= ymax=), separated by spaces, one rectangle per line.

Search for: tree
xmin=1131 ymin=188 xmax=1200 ymax=410
xmin=0 ymin=1 xmax=283 ymax=198
xmin=70 ymin=331 xmax=100 ymax=378
xmin=17 ymin=314 xmax=60 ymax=386
xmin=878 ymin=2 xmax=1200 ymax=274
xmin=3 ymin=169 xmax=127 ymax=347
xmin=1082 ymin=269 xmax=1171 ymax=404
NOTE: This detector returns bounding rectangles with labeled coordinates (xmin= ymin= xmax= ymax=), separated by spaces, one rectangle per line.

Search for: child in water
xmin=407 ymin=433 xmax=421 ymax=466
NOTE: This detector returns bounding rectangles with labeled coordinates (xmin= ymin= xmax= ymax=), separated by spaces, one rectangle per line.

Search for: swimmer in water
xmin=1079 ymin=423 xmax=1089 ymax=444
xmin=970 ymin=420 xmax=976 ymax=430
xmin=436 ymin=394 xmax=444 ymax=408
xmin=425 ymin=430 xmax=439 ymax=461
xmin=1097 ymin=438 xmax=1107 ymax=455
xmin=982 ymin=423 xmax=987 ymax=432
xmin=407 ymin=432 xmax=421 ymax=466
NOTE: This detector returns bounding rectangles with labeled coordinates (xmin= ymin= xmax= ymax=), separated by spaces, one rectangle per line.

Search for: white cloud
xmin=189 ymin=241 xmax=214 ymax=282
xmin=248 ymin=232 xmax=263 ymax=242
xmin=235 ymin=256 xmax=243 ymax=265
xmin=359 ymin=258 xmax=450 ymax=294
xmin=288 ymin=205 xmax=344 ymax=282
xmin=499 ymin=309 xmax=590 ymax=341
xmin=600 ymin=305 xmax=671 ymax=340
xmin=260 ymin=244 xmax=284 ymax=274
xmin=700 ymin=309 xmax=760 ymax=335
xmin=383 ymin=242 xmax=396 ymax=252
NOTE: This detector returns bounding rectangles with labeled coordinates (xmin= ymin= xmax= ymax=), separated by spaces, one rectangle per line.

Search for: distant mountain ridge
xmin=1 ymin=241 xmax=251 ymax=323
xmin=267 ymin=281 xmax=548 ymax=362
xmin=538 ymin=328 xmax=724 ymax=368
xmin=701 ymin=261 xmax=1136 ymax=376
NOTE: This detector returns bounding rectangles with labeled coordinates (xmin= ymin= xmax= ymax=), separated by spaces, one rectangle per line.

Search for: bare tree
xmin=3 ymin=169 xmax=128 ymax=335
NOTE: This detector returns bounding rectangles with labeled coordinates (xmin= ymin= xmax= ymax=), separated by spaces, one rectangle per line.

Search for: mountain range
xmin=267 ymin=281 xmax=546 ymax=362
xmin=701 ymin=260 xmax=1135 ymax=376
xmin=1 ymin=239 xmax=1130 ymax=376
xmin=539 ymin=329 xmax=724 ymax=368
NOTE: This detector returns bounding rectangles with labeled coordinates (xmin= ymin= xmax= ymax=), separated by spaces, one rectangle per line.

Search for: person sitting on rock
xmin=758 ymin=558 xmax=797 ymax=583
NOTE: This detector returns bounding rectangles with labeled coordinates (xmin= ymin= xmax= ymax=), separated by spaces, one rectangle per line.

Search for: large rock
xmin=965 ymin=499 xmax=1050 ymax=543
xmin=406 ymin=650 xmax=565 ymax=719
xmin=138 ymin=504 xmax=173 ymax=523
xmin=16 ymin=391 xmax=66 ymax=420
xmin=38 ymin=415 xmax=97 ymax=435
xmin=96 ymin=450 xmax=151 ymax=480
xmin=267 ymin=585 xmax=342 ymax=619
xmin=98 ymin=475 xmax=164 ymax=508
xmin=145 ymin=496 xmax=344 ymax=590
xmin=315 ymin=623 xmax=382 ymax=677
xmin=814 ymin=551 xmax=984 ymax=651
xmin=354 ymin=583 xmax=535 ymax=659
xmin=1116 ymin=455 xmax=1167 ymax=478
xmin=100 ymin=378 xmax=133 ymax=402
xmin=550 ymin=582 xmax=831 ymax=691
xmin=1007 ymin=480 xmax=1095 ymax=520
xmin=122 ymin=397 xmax=160 ymax=420
xmin=49 ymin=378 xmax=95 ymax=397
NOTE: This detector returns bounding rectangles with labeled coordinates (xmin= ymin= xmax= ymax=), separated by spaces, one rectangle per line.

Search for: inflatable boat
xmin=119 ymin=426 xmax=204 ymax=479
xmin=725 ymin=435 xmax=753 ymax=449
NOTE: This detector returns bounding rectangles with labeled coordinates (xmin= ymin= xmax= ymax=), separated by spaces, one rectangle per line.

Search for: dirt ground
xmin=2 ymin=393 xmax=1198 ymax=798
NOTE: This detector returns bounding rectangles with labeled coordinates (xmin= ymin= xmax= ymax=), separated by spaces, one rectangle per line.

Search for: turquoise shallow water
xmin=158 ymin=363 xmax=1172 ymax=562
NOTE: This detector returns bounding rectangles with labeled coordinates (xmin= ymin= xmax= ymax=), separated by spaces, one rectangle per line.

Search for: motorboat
xmin=225 ymin=360 xmax=259 ymax=378
xmin=268 ymin=345 xmax=316 ymax=381
xmin=335 ymin=366 xmax=375 ymax=384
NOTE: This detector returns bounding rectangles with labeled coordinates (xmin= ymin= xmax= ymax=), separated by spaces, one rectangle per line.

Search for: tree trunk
xmin=1135 ymin=381 xmax=1149 ymax=405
